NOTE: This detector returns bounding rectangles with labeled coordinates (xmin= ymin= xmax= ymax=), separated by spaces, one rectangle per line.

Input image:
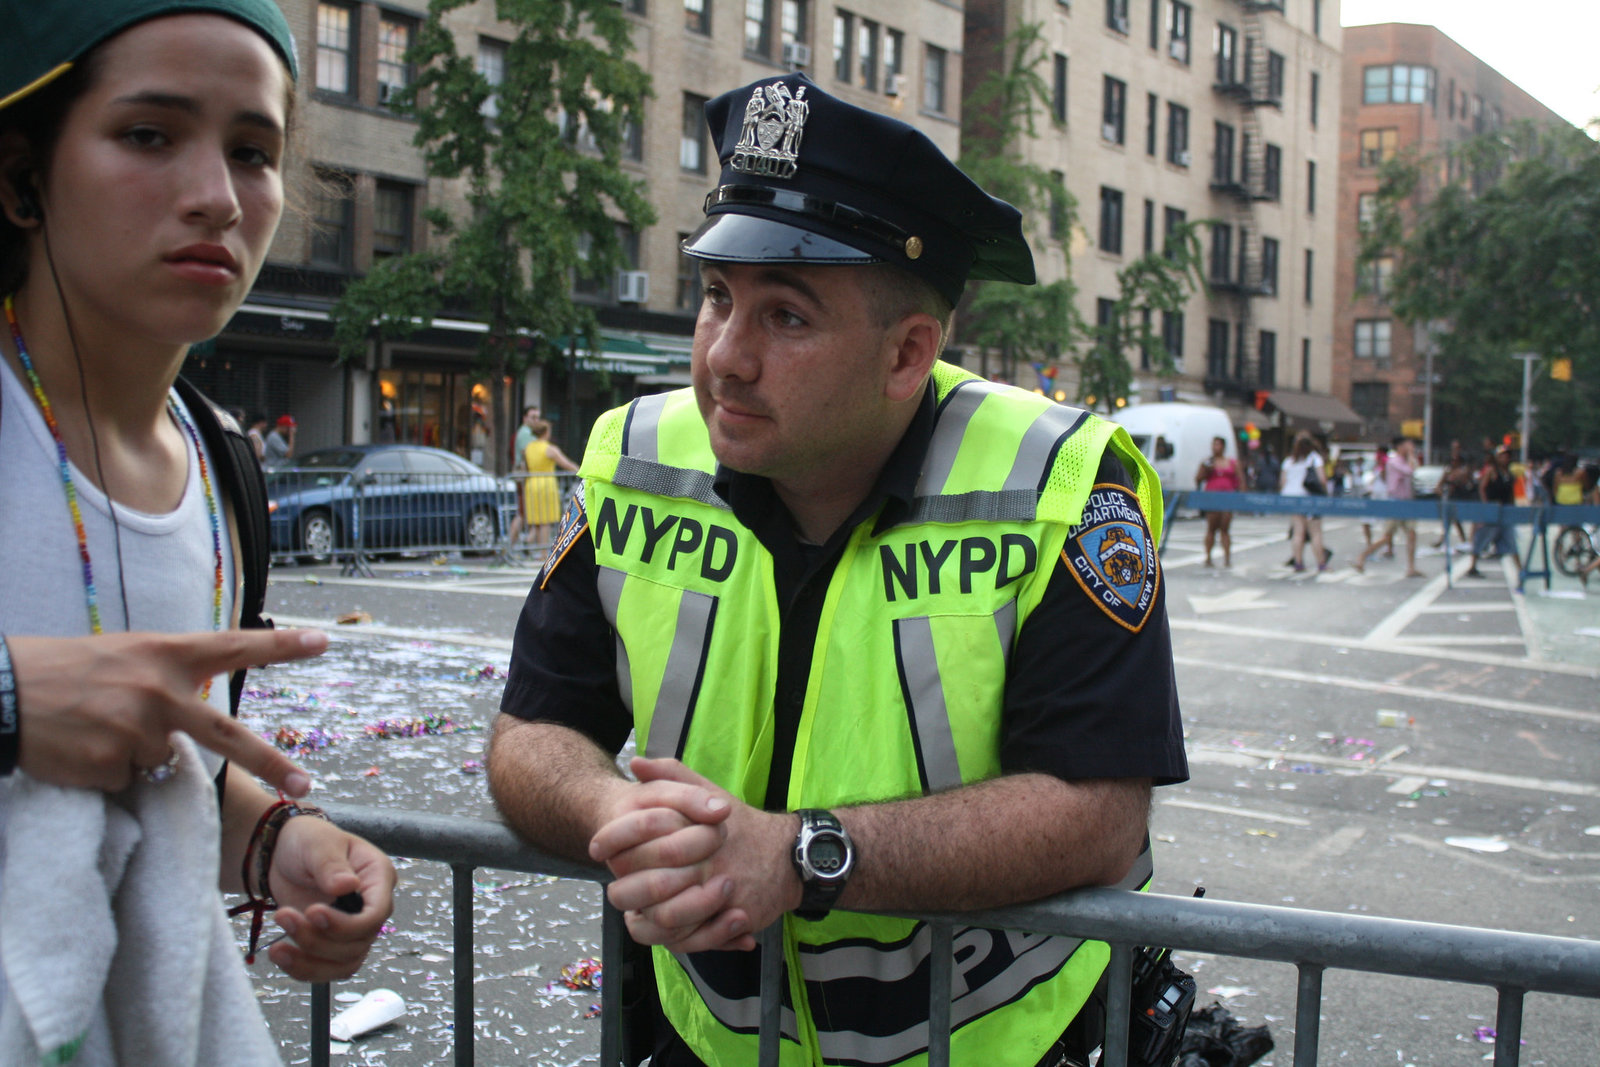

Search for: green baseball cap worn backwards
xmin=0 ymin=0 xmax=299 ymax=113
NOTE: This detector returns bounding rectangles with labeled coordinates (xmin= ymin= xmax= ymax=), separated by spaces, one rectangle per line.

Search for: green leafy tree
xmin=330 ymin=0 xmax=655 ymax=469
xmin=1076 ymin=224 xmax=1207 ymax=414
xmin=1365 ymin=122 xmax=1600 ymax=450
xmin=955 ymin=22 xmax=1083 ymax=387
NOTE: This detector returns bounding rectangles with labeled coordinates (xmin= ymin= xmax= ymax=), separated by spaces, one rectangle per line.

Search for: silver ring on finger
xmin=142 ymin=746 xmax=181 ymax=784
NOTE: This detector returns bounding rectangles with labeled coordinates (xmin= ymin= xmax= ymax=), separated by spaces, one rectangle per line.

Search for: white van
xmin=1111 ymin=402 xmax=1238 ymax=497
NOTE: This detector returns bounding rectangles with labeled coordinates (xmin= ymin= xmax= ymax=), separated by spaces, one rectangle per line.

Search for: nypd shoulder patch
xmin=1062 ymin=483 xmax=1160 ymax=633
xmin=537 ymin=483 xmax=588 ymax=590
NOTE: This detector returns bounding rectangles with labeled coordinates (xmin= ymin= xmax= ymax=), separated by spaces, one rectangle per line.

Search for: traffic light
xmin=1253 ymin=390 xmax=1270 ymax=411
xmin=1550 ymin=358 xmax=1572 ymax=382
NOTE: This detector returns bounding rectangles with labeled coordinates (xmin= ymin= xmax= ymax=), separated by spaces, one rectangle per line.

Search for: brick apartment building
xmin=965 ymin=0 xmax=1355 ymax=441
xmin=1333 ymin=23 xmax=1568 ymax=455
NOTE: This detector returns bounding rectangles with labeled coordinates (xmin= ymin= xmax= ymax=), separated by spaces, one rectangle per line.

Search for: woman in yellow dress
xmin=522 ymin=419 xmax=579 ymax=547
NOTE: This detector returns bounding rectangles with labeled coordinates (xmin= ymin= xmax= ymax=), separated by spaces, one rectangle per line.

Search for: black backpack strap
xmin=172 ymin=377 xmax=273 ymax=718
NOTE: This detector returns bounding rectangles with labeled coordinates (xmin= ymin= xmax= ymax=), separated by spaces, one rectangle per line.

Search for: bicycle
xmin=1554 ymin=523 xmax=1597 ymax=577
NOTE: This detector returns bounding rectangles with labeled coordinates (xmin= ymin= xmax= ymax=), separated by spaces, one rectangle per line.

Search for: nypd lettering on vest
xmin=593 ymin=495 xmax=738 ymax=582
xmin=1063 ymin=484 xmax=1159 ymax=632
xmin=879 ymin=534 xmax=1037 ymax=602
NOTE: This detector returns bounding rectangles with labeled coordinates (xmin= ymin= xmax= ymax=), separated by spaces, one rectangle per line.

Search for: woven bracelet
xmin=228 ymin=798 xmax=330 ymax=962
xmin=0 ymin=634 xmax=19 ymax=777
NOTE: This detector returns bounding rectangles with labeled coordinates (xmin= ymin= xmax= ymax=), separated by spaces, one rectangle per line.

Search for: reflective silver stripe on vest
xmin=914 ymin=380 xmax=1090 ymax=524
xmin=994 ymin=598 xmax=1017 ymax=664
xmin=808 ymin=925 xmax=1084 ymax=1065
xmin=893 ymin=616 xmax=963 ymax=793
xmin=1117 ymin=839 xmax=1155 ymax=891
xmin=611 ymin=455 xmax=729 ymax=511
xmin=675 ymin=952 xmax=801 ymax=1042
xmin=639 ymin=588 xmax=717 ymax=760
xmin=622 ymin=392 xmax=671 ymax=461
xmin=596 ymin=567 xmax=635 ymax=716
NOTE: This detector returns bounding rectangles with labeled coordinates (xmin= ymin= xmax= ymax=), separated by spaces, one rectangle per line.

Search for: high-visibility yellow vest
xmin=580 ymin=363 xmax=1161 ymax=1067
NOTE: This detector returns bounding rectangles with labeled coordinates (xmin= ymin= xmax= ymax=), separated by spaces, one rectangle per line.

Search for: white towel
xmin=0 ymin=734 xmax=282 ymax=1066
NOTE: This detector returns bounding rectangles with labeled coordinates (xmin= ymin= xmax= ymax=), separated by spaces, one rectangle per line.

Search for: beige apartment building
xmin=1333 ymin=23 xmax=1568 ymax=455
xmin=196 ymin=0 xmax=1350 ymax=460
xmin=965 ymin=0 xmax=1351 ymax=441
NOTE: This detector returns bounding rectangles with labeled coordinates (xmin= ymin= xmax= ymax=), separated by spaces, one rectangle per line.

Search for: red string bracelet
xmin=227 ymin=795 xmax=329 ymax=963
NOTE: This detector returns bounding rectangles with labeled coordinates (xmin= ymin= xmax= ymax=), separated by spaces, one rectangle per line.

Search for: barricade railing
xmin=265 ymin=465 xmax=519 ymax=576
xmin=1166 ymin=491 xmax=1600 ymax=591
xmin=305 ymin=805 xmax=1600 ymax=1067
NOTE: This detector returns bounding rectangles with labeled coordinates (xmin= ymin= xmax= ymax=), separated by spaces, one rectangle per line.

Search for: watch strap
xmin=793 ymin=808 xmax=853 ymax=921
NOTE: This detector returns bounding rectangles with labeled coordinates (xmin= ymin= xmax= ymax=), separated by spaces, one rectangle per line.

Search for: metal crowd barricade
xmin=310 ymin=806 xmax=1600 ymax=1067
xmin=1167 ymin=491 xmax=1600 ymax=592
xmin=502 ymin=470 xmax=582 ymax=560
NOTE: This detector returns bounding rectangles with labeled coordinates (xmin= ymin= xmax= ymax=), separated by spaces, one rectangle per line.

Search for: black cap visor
xmin=682 ymin=212 xmax=881 ymax=268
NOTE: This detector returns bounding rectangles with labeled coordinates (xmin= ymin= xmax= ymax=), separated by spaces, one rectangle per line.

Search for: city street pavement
xmin=251 ymin=511 xmax=1599 ymax=1066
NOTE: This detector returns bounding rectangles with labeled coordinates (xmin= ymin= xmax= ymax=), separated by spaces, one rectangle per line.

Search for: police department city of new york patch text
xmin=1062 ymin=484 xmax=1160 ymax=632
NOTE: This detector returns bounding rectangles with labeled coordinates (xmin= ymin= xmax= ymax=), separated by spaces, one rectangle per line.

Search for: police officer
xmin=487 ymin=73 xmax=1187 ymax=1067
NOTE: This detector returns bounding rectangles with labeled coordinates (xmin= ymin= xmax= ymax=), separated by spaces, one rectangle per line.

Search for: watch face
xmin=808 ymin=833 xmax=849 ymax=877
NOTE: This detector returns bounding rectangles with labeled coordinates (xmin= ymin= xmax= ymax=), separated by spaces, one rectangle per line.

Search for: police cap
xmin=681 ymin=74 xmax=1035 ymax=307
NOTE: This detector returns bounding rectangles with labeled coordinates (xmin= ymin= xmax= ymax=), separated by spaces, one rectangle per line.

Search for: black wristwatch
xmin=791 ymin=809 xmax=854 ymax=921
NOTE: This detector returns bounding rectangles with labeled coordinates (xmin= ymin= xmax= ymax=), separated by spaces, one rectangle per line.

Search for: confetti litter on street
xmin=336 ymin=610 xmax=374 ymax=624
xmin=1445 ymin=836 xmax=1510 ymax=854
xmin=362 ymin=766 xmax=382 ymax=777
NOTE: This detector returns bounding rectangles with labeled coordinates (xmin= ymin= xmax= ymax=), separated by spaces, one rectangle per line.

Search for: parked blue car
xmin=267 ymin=444 xmax=514 ymax=559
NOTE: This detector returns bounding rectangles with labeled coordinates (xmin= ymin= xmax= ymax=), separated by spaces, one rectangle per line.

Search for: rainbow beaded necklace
xmin=4 ymin=295 xmax=224 ymax=691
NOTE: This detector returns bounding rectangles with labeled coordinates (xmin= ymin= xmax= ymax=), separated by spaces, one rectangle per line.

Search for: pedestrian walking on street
xmin=1197 ymin=434 xmax=1241 ymax=566
xmin=1465 ymin=445 xmax=1516 ymax=578
xmin=1355 ymin=435 xmax=1423 ymax=577
xmin=1280 ymin=432 xmax=1329 ymax=572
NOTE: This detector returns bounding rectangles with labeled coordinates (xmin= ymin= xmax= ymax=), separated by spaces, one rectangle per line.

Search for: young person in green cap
xmin=0 ymin=3 xmax=395 ymax=1062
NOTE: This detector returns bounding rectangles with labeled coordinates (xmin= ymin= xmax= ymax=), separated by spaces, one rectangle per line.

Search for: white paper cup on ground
xmin=329 ymin=988 xmax=406 ymax=1041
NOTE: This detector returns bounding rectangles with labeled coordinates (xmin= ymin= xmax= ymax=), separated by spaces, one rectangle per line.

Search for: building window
xmin=477 ymin=38 xmax=506 ymax=121
xmin=1214 ymin=23 xmax=1237 ymax=85
xmin=1106 ymin=0 xmax=1129 ymax=34
xmin=923 ymin=45 xmax=947 ymax=114
xmin=315 ymin=3 xmax=355 ymax=95
xmin=680 ymin=92 xmax=708 ymax=172
xmin=1263 ymin=143 xmax=1281 ymax=199
xmin=1266 ymin=51 xmax=1285 ymax=102
xmin=1212 ymin=122 xmax=1235 ymax=184
xmin=1301 ymin=338 xmax=1311 ymax=390
xmin=884 ymin=27 xmax=904 ymax=89
xmin=1166 ymin=102 xmax=1189 ymax=165
xmin=1357 ymin=192 xmax=1379 ymax=231
xmin=1210 ymin=222 xmax=1232 ymax=282
xmin=677 ymin=232 xmax=702 ymax=312
xmin=1260 ymin=236 xmax=1279 ymax=295
xmin=1099 ymin=186 xmax=1124 ymax=254
xmin=309 ymin=170 xmax=354 ymax=270
xmin=373 ymin=181 xmax=414 ymax=260
xmin=1351 ymin=381 xmax=1390 ymax=420
xmin=1309 ymin=70 xmax=1320 ymax=127
xmin=745 ymin=0 xmax=771 ymax=57
xmin=1471 ymin=95 xmax=1484 ymax=132
xmin=1304 ymin=248 xmax=1314 ymax=302
xmin=1049 ymin=171 xmax=1069 ymax=240
xmin=1148 ymin=0 xmax=1160 ymax=49
xmin=1358 ymin=255 xmax=1394 ymax=298
xmin=1145 ymin=92 xmax=1158 ymax=155
xmin=857 ymin=18 xmax=879 ymax=90
xmin=1162 ymin=310 xmax=1185 ymax=363
xmin=685 ymin=0 xmax=711 ymax=35
xmin=1207 ymin=319 xmax=1230 ymax=380
xmin=1167 ymin=1 xmax=1191 ymax=64
xmin=1354 ymin=320 xmax=1392 ymax=363
xmin=1359 ymin=128 xmax=1398 ymax=167
xmin=833 ymin=11 xmax=852 ymax=82
xmin=1312 ymin=0 xmax=1322 ymax=36
xmin=622 ymin=0 xmax=646 ymax=12
xmin=1306 ymin=160 xmax=1316 ymax=213
xmin=1139 ymin=307 xmax=1153 ymax=370
xmin=1258 ymin=331 xmax=1277 ymax=386
xmin=376 ymin=15 xmax=414 ymax=105
xmin=1448 ymin=78 xmax=1456 ymax=119
xmin=1142 ymin=198 xmax=1155 ymax=255
xmin=1102 ymin=76 xmax=1126 ymax=143
xmin=1363 ymin=63 xmax=1436 ymax=106
xmin=1052 ymin=53 xmax=1069 ymax=124
xmin=1163 ymin=206 xmax=1186 ymax=257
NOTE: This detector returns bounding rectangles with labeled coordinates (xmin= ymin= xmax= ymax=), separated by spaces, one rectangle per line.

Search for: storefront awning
xmin=1261 ymin=390 xmax=1365 ymax=437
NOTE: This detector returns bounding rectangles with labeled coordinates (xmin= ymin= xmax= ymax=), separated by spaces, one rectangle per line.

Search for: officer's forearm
xmin=833 ymin=773 xmax=1150 ymax=914
xmin=486 ymin=715 xmax=630 ymax=865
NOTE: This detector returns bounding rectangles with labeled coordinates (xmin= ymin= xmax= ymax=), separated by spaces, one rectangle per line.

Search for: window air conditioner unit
xmin=1169 ymin=40 xmax=1187 ymax=61
xmin=1102 ymin=122 xmax=1119 ymax=141
xmin=782 ymin=41 xmax=811 ymax=67
xmin=885 ymin=72 xmax=903 ymax=97
xmin=1176 ymin=150 xmax=1191 ymax=166
xmin=378 ymin=81 xmax=400 ymax=104
xmin=616 ymin=270 xmax=650 ymax=305
xmin=1113 ymin=15 xmax=1130 ymax=33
